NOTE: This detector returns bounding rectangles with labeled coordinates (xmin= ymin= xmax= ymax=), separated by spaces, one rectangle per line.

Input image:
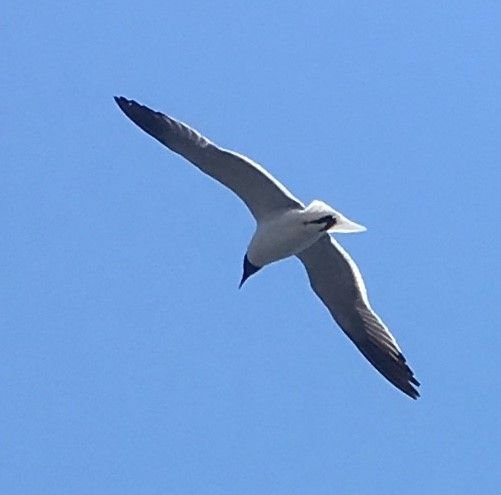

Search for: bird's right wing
xmin=297 ymin=235 xmax=420 ymax=399
xmin=114 ymin=97 xmax=303 ymax=221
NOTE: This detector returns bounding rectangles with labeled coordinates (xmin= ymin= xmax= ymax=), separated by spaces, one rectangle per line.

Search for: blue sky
xmin=2 ymin=1 xmax=500 ymax=493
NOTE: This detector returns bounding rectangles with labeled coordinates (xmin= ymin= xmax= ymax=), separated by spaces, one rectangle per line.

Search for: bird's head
xmin=239 ymin=255 xmax=262 ymax=288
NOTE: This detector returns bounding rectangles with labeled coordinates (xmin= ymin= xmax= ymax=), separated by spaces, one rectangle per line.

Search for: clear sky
xmin=2 ymin=2 xmax=500 ymax=493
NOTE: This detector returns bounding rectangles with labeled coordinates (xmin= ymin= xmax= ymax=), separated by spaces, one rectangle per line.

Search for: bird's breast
xmin=247 ymin=209 xmax=326 ymax=266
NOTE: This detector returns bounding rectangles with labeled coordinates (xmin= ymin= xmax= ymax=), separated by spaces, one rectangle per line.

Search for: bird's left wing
xmin=114 ymin=97 xmax=303 ymax=221
xmin=297 ymin=235 xmax=420 ymax=399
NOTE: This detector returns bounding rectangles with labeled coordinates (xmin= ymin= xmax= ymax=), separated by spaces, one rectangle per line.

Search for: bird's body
xmin=248 ymin=201 xmax=335 ymax=266
xmin=114 ymin=96 xmax=420 ymax=399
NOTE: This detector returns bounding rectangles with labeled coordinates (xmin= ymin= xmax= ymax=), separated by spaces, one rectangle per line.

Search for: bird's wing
xmin=114 ymin=97 xmax=303 ymax=220
xmin=297 ymin=235 xmax=420 ymax=399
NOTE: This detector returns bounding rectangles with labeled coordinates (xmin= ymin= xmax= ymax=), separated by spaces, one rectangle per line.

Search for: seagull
xmin=114 ymin=96 xmax=420 ymax=399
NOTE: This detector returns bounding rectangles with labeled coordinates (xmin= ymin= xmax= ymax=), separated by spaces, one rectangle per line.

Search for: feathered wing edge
xmin=297 ymin=235 xmax=420 ymax=399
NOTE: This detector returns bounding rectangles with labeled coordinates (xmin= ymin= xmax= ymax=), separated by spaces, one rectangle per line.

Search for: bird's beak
xmin=329 ymin=215 xmax=367 ymax=234
xmin=239 ymin=273 xmax=249 ymax=289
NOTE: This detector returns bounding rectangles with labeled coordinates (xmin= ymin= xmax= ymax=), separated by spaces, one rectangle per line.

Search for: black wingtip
xmin=393 ymin=371 xmax=420 ymax=400
xmin=114 ymin=95 xmax=133 ymax=112
xmin=357 ymin=343 xmax=421 ymax=400
xmin=399 ymin=354 xmax=421 ymax=399
xmin=113 ymin=95 xmax=190 ymax=155
xmin=113 ymin=96 xmax=163 ymax=138
xmin=406 ymin=386 xmax=420 ymax=400
xmin=393 ymin=353 xmax=420 ymax=400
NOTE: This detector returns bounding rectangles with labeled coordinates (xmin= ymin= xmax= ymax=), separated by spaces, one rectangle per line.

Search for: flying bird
xmin=114 ymin=96 xmax=420 ymax=399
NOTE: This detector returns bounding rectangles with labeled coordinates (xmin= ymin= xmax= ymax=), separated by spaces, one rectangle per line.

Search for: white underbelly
xmin=247 ymin=208 xmax=325 ymax=266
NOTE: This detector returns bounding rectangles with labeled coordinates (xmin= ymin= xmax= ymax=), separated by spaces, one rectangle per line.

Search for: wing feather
xmin=114 ymin=97 xmax=302 ymax=220
xmin=297 ymin=235 xmax=420 ymax=399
